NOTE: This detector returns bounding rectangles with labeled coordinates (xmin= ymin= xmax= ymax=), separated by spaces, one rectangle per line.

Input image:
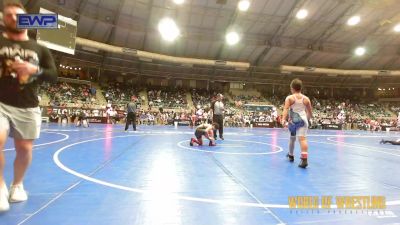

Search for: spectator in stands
xmin=398 ymin=112 xmax=400 ymax=128
xmin=90 ymin=86 xmax=96 ymax=96
xmin=148 ymin=112 xmax=155 ymax=125
xmin=107 ymin=107 xmax=118 ymax=124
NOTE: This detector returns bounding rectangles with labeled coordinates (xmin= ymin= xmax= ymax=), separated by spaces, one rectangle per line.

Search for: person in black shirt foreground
xmin=0 ymin=3 xmax=57 ymax=211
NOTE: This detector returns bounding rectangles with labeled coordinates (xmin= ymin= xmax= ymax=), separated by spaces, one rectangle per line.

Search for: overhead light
xmin=158 ymin=18 xmax=180 ymax=42
xmin=354 ymin=46 xmax=366 ymax=56
xmin=394 ymin=24 xmax=400 ymax=32
xmin=238 ymin=0 xmax=250 ymax=12
xmin=173 ymin=0 xmax=184 ymax=4
xmin=347 ymin=16 xmax=360 ymax=26
xmin=226 ymin=31 xmax=240 ymax=45
xmin=296 ymin=9 xmax=308 ymax=20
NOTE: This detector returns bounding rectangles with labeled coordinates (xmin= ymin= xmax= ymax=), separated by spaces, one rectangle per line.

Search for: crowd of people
xmin=257 ymin=94 xmax=397 ymax=130
xmin=102 ymin=83 xmax=143 ymax=111
xmin=192 ymin=88 xmax=214 ymax=110
xmin=37 ymin=80 xmax=400 ymax=131
xmin=148 ymin=87 xmax=187 ymax=109
xmin=136 ymin=110 xmax=192 ymax=126
xmin=232 ymin=94 xmax=266 ymax=104
xmin=41 ymin=82 xmax=98 ymax=108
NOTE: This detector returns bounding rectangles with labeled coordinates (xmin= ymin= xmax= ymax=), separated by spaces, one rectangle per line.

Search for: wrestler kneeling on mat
xmin=190 ymin=123 xmax=219 ymax=146
xmin=76 ymin=108 xmax=89 ymax=128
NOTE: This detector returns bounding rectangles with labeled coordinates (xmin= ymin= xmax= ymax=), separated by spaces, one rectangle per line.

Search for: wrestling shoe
xmin=190 ymin=138 xmax=195 ymax=146
xmin=286 ymin=153 xmax=294 ymax=162
xmin=298 ymin=158 xmax=308 ymax=169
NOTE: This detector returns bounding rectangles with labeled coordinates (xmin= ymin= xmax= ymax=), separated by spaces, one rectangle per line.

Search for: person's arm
xmin=11 ymin=46 xmax=57 ymax=84
xmin=37 ymin=47 xmax=58 ymax=83
xmin=305 ymin=97 xmax=313 ymax=120
xmin=204 ymin=126 xmax=215 ymax=140
xmin=281 ymin=96 xmax=291 ymax=126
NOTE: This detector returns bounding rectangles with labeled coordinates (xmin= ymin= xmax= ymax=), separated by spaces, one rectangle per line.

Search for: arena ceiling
xmin=9 ymin=0 xmax=400 ymax=87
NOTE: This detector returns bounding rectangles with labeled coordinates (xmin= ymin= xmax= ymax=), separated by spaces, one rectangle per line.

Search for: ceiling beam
xmin=254 ymin=0 xmax=306 ymax=66
xmin=57 ymin=53 xmax=400 ymax=87
xmin=104 ymin=0 xmax=126 ymax=44
xmin=214 ymin=5 xmax=240 ymax=59
xmin=213 ymin=0 xmax=272 ymax=60
xmin=83 ymin=0 xmax=102 ymax=38
xmin=333 ymin=10 xmax=400 ymax=69
xmin=73 ymin=0 xmax=89 ymax=21
xmin=293 ymin=0 xmax=339 ymax=40
xmin=383 ymin=55 xmax=400 ymax=70
xmin=140 ymin=0 xmax=154 ymax=50
xmin=293 ymin=2 xmax=358 ymax=66
xmin=100 ymin=0 xmax=126 ymax=70
xmin=25 ymin=0 xmax=40 ymax=11
xmin=174 ymin=0 xmax=194 ymax=57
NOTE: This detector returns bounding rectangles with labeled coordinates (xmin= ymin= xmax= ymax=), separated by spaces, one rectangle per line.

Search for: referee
xmin=125 ymin=96 xmax=138 ymax=131
xmin=211 ymin=94 xmax=224 ymax=140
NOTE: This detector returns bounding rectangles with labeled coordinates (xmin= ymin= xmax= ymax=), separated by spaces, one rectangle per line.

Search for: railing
xmin=58 ymin=77 xmax=91 ymax=85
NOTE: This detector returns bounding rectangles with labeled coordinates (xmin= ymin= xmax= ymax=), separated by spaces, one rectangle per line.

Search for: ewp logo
xmin=17 ymin=14 xmax=58 ymax=29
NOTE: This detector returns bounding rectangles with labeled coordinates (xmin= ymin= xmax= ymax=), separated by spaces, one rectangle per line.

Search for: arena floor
xmin=1 ymin=124 xmax=400 ymax=225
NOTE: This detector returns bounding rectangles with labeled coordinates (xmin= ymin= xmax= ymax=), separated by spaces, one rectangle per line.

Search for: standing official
xmin=211 ymin=94 xmax=224 ymax=140
xmin=125 ymin=96 xmax=138 ymax=131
